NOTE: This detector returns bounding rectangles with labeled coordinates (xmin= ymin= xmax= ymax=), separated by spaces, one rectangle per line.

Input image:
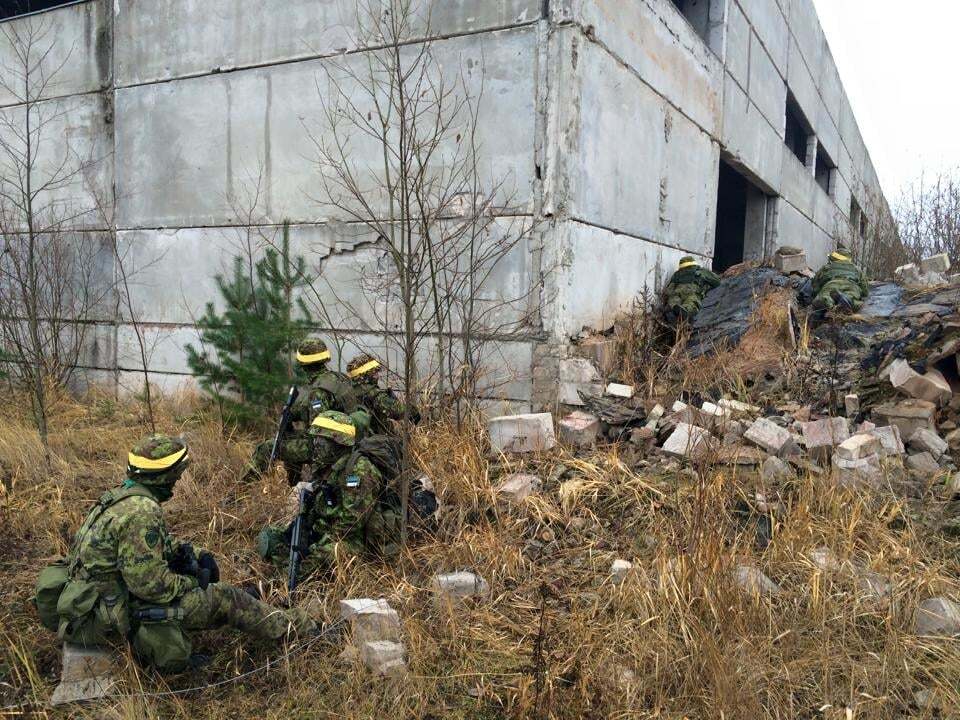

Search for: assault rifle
xmin=287 ymin=482 xmax=314 ymax=593
xmin=269 ymin=386 xmax=300 ymax=466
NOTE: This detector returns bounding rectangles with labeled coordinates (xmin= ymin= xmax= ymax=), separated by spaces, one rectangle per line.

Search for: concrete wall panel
xmin=734 ymin=0 xmax=788 ymax=73
xmin=748 ymin=36 xmax=786 ymax=132
xmin=114 ymin=0 xmax=540 ymax=86
xmin=0 ymin=1 xmax=110 ymax=106
xmin=724 ymin=4 xmax=750 ymax=89
xmin=720 ymin=73 xmax=783 ymax=190
xmin=115 ymin=27 xmax=537 ymax=228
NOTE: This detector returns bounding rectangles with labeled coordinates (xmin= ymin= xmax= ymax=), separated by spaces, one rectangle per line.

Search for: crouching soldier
xmin=36 ymin=435 xmax=316 ymax=673
xmin=811 ymin=244 xmax=869 ymax=313
xmin=663 ymin=256 xmax=721 ymax=322
xmin=257 ymin=412 xmax=408 ymax=582
xmin=247 ymin=337 xmax=360 ymax=483
xmin=346 ymin=354 xmax=418 ymax=433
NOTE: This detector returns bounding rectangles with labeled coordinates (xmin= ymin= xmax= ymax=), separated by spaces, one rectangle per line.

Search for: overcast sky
xmin=811 ymin=0 xmax=960 ymax=204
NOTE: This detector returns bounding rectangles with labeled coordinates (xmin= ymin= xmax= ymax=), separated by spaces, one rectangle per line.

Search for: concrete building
xmin=0 ymin=0 xmax=891 ymax=409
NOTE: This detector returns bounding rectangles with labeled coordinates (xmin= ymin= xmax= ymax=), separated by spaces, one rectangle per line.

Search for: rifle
xmin=269 ymin=386 xmax=300 ymax=466
xmin=287 ymin=482 xmax=314 ymax=593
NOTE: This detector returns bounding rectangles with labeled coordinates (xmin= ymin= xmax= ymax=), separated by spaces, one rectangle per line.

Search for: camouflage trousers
xmin=666 ymin=283 xmax=706 ymax=320
xmin=131 ymin=584 xmax=315 ymax=672
xmin=812 ymin=278 xmax=865 ymax=311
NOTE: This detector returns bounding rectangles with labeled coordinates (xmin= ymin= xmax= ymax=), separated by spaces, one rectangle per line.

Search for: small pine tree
xmin=186 ymin=222 xmax=313 ymax=427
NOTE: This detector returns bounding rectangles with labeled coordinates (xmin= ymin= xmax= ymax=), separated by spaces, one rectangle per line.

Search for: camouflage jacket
xmin=70 ymin=482 xmax=197 ymax=605
xmin=353 ymin=381 xmax=405 ymax=431
xmin=812 ymin=259 xmax=869 ymax=297
xmin=290 ymin=370 xmax=359 ymax=426
xmin=308 ymin=454 xmax=383 ymax=556
xmin=664 ymin=265 xmax=722 ymax=297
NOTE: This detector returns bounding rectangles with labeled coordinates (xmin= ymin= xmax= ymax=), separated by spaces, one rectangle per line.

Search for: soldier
xmin=247 ymin=337 xmax=360 ymax=483
xmin=257 ymin=411 xmax=402 ymax=579
xmin=811 ymin=244 xmax=869 ymax=313
xmin=663 ymin=256 xmax=722 ymax=322
xmin=346 ymin=354 xmax=407 ymax=433
xmin=47 ymin=435 xmax=316 ymax=673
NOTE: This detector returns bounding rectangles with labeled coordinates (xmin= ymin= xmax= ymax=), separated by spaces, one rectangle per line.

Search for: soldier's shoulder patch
xmin=144 ymin=528 xmax=161 ymax=548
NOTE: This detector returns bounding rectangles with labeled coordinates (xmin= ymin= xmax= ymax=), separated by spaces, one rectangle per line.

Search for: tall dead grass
xmin=1 ymin=389 xmax=958 ymax=718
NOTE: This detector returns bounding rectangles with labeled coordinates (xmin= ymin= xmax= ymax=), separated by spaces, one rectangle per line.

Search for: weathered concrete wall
xmin=0 ymin=0 xmax=893 ymax=408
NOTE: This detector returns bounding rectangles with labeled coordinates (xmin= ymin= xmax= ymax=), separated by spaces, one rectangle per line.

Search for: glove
xmin=198 ymin=551 xmax=220 ymax=587
xmin=169 ymin=543 xmax=199 ymax=579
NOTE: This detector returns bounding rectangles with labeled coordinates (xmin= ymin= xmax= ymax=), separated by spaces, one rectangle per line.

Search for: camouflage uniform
xmin=249 ymin=338 xmax=359 ymax=482
xmin=346 ymin=354 xmax=407 ymax=434
xmin=257 ymin=413 xmax=401 ymax=579
xmin=663 ymin=256 xmax=722 ymax=321
xmin=54 ymin=435 xmax=315 ymax=672
xmin=811 ymin=247 xmax=869 ymax=312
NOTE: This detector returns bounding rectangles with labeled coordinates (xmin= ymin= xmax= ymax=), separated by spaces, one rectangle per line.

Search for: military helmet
xmin=296 ymin=337 xmax=331 ymax=368
xmin=127 ymin=434 xmax=190 ymax=486
xmin=347 ymin=353 xmax=382 ymax=381
xmin=831 ymin=244 xmax=853 ymax=262
xmin=309 ymin=410 xmax=356 ymax=447
xmin=678 ymin=256 xmax=698 ymax=269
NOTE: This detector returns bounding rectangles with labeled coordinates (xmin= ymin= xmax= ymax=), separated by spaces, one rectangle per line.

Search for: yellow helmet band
xmin=678 ymin=260 xmax=698 ymax=269
xmin=348 ymin=359 xmax=381 ymax=378
xmin=310 ymin=416 xmax=356 ymax=437
xmin=128 ymin=447 xmax=188 ymax=471
xmin=830 ymin=252 xmax=851 ymax=262
xmin=296 ymin=350 xmax=331 ymax=364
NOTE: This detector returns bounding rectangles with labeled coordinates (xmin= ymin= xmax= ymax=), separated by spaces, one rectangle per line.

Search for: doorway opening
xmin=713 ymin=159 xmax=775 ymax=272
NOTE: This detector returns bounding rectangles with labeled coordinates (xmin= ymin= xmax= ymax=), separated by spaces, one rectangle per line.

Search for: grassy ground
xmin=1 ymin=386 xmax=959 ymax=719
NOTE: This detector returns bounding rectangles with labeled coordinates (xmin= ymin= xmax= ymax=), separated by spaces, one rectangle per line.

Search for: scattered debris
xmin=844 ymin=394 xmax=860 ymax=417
xmin=872 ymin=400 xmax=936 ymax=439
xmin=610 ymin=559 xmax=633 ymax=585
xmin=887 ymin=359 xmax=952 ymax=406
xmin=907 ymin=452 xmax=941 ymax=475
xmin=908 ymin=428 xmax=949 ymax=461
xmin=360 ymin=640 xmax=407 ymax=676
xmin=774 ymin=246 xmax=808 ymax=275
xmin=913 ymin=597 xmax=960 ymax=636
xmin=802 ymin=417 xmax=850 ymax=463
xmin=559 ymin=358 xmax=603 ymax=406
xmin=661 ymin=423 xmax=716 ymax=461
xmin=734 ymin=564 xmax=781 ymax=597
xmin=744 ymin=418 xmax=796 ymax=457
xmin=605 ymin=383 xmax=635 ymax=399
xmin=430 ymin=571 xmax=490 ymax=601
xmin=836 ymin=433 xmax=881 ymax=461
xmin=340 ymin=598 xmax=402 ymax=644
xmin=760 ymin=456 xmax=794 ymax=483
xmin=497 ymin=474 xmax=542 ymax=503
xmin=50 ymin=643 xmax=117 ymax=706
xmin=558 ymin=411 xmax=600 ymax=449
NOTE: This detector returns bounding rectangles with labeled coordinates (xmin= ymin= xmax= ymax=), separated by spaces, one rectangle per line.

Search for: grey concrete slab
xmin=720 ymin=72 xmax=784 ymax=190
xmin=736 ymin=0 xmax=789 ymax=74
xmin=724 ymin=4 xmax=751 ymax=89
xmin=114 ymin=0 xmax=541 ymax=87
xmin=747 ymin=35 xmax=786 ymax=132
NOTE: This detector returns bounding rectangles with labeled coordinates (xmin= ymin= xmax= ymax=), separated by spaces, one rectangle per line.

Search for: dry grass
xmin=1 ymin=388 xmax=960 ymax=719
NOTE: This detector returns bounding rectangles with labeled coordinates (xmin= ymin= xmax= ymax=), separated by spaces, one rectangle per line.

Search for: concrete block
xmin=558 ymin=411 xmax=600 ymax=449
xmin=50 ymin=644 xmax=118 ymax=707
xmin=645 ymin=404 xmax=666 ymax=430
xmin=888 ymin=359 xmax=952 ymax=406
xmin=700 ymin=401 xmax=727 ymax=418
xmin=761 ymin=456 xmax=794 ymax=483
xmin=605 ymin=383 xmax=635 ymax=399
xmin=921 ymin=253 xmax=951 ymax=275
xmin=907 ymin=452 xmax=941 ymax=475
xmin=873 ymin=400 xmax=937 ymax=439
xmin=360 ymin=640 xmax=407 ymax=676
xmin=844 ymin=394 xmax=860 ymax=417
xmin=579 ymin=336 xmax=620 ymax=376
xmin=339 ymin=598 xmax=401 ymax=645
xmin=610 ymin=559 xmax=633 ymax=586
xmin=430 ymin=571 xmax=490 ymax=601
xmin=487 ymin=414 xmax=556 ymax=454
xmin=774 ymin=248 xmax=808 ymax=274
xmin=836 ymin=433 xmax=881 ymax=461
xmin=870 ymin=426 xmax=905 ymax=458
xmin=914 ymin=597 xmax=960 ymax=636
xmin=802 ymin=417 xmax=850 ymax=457
xmin=857 ymin=572 xmax=893 ymax=602
xmin=831 ymin=453 xmax=883 ymax=488
xmin=744 ymin=418 xmax=794 ymax=456
xmin=559 ymin=358 xmax=603 ymax=406
xmin=909 ymin=428 xmax=949 ymax=460
xmin=808 ymin=547 xmax=842 ymax=572
xmin=895 ymin=263 xmax=921 ymax=285
xmin=497 ymin=474 xmax=542 ymax=503
xmin=734 ymin=565 xmax=780 ymax=597
xmin=718 ymin=399 xmax=760 ymax=415
xmin=661 ymin=423 xmax=716 ymax=461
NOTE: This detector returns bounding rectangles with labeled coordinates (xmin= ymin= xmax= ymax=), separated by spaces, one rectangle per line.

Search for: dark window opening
xmin=669 ymin=0 xmax=711 ymax=44
xmin=815 ymin=145 xmax=837 ymax=197
xmin=0 ymin=0 xmax=79 ymax=20
xmin=714 ymin=160 xmax=748 ymax=273
xmin=850 ymin=196 xmax=862 ymax=232
xmin=784 ymin=92 xmax=813 ymax=166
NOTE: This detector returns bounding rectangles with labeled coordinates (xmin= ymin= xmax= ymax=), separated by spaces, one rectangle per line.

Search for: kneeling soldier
xmin=346 ymin=354 xmax=410 ymax=433
xmin=38 ymin=435 xmax=315 ymax=673
xmin=663 ymin=256 xmax=722 ymax=323
xmin=811 ymin=244 xmax=869 ymax=314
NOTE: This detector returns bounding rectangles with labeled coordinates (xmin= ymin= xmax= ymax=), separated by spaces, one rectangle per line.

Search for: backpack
xmin=314 ymin=373 xmax=360 ymax=414
xmin=346 ymin=434 xmax=403 ymax=480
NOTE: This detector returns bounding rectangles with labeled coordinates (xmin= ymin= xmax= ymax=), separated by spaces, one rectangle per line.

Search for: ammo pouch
xmin=34 ymin=559 xmax=70 ymax=632
xmin=131 ymin=606 xmax=191 ymax=673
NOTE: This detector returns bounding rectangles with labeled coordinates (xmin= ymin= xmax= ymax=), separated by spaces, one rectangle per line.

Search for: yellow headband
xmin=348 ymin=359 xmax=381 ymax=378
xmin=678 ymin=260 xmax=698 ymax=269
xmin=296 ymin=350 xmax=331 ymax=364
xmin=830 ymin=252 xmax=851 ymax=262
xmin=310 ymin=416 xmax=356 ymax=437
xmin=128 ymin=447 xmax=188 ymax=471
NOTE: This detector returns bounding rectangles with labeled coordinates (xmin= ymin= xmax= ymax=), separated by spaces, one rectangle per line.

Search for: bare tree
xmin=896 ymin=169 xmax=960 ymax=269
xmin=0 ymin=14 xmax=112 ymax=457
xmin=307 ymin=0 xmax=544 ymax=539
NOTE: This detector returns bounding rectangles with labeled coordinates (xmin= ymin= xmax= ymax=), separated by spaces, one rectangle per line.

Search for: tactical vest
xmin=311 ymin=373 xmax=359 ymax=415
xmin=35 ymin=484 xmax=157 ymax=645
